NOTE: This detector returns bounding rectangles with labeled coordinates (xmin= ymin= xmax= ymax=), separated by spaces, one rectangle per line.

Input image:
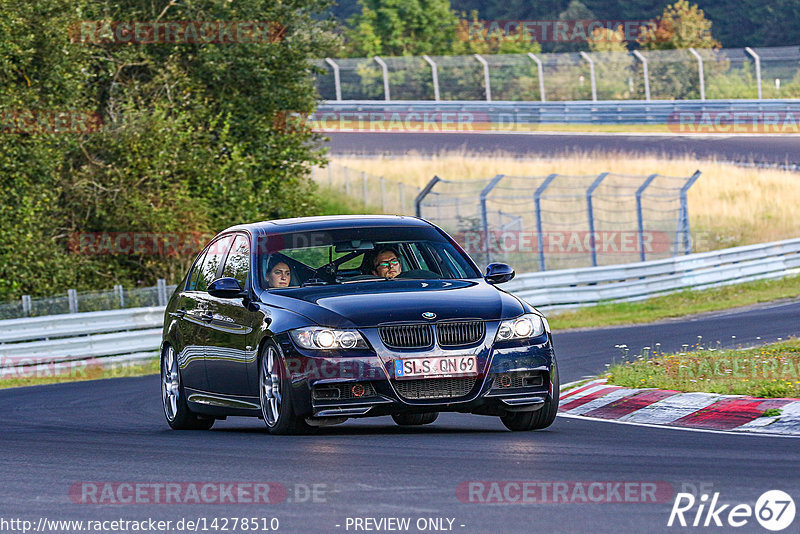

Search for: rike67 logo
xmin=668 ymin=490 xmax=795 ymax=531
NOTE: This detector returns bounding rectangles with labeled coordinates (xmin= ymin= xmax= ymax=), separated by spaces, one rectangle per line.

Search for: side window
xmin=222 ymin=234 xmax=250 ymax=289
xmin=187 ymin=250 xmax=207 ymax=291
xmin=196 ymin=235 xmax=233 ymax=292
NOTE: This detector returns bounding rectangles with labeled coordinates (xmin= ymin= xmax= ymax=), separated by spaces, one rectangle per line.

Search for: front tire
xmin=392 ymin=412 xmax=439 ymax=426
xmin=259 ymin=340 xmax=314 ymax=435
xmin=500 ymin=361 xmax=559 ymax=431
xmin=161 ymin=345 xmax=214 ymax=430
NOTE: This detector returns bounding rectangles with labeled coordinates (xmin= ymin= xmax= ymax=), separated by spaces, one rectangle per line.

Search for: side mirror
xmin=208 ymin=277 xmax=247 ymax=299
xmin=484 ymin=263 xmax=515 ymax=285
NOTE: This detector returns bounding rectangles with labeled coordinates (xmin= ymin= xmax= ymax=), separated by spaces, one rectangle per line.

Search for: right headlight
xmin=495 ymin=313 xmax=545 ymax=341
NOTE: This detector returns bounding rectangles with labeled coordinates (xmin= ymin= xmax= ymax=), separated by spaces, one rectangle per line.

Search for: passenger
xmin=369 ymin=246 xmax=403 ymax=279
xmin=265 ymin=254 xmax=293 ymax=288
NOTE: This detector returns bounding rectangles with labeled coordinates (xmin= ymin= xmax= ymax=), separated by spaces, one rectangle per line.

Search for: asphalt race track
xmin=324 ymin=132 xmax=800 ymax=166
xmin=2 ymin=300 xmax=799 ymax=533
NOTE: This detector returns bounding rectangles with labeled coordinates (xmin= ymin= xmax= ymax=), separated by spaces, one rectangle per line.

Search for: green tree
xmin=0 ymin=0 xmax=337 ymax=300
xmin=345 ymin=0 xmax=459 ymax=57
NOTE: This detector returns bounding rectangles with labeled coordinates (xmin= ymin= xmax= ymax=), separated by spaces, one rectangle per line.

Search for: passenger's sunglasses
xmin=376 ymin=258 xmax=400 ymax=269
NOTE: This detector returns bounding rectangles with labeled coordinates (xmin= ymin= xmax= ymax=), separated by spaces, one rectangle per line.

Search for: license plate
xmin=394 ymin=355 xmax=478 ymax=380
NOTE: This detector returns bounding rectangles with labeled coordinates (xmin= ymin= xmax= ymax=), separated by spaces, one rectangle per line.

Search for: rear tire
xmin=500 ymin=361 xmax=559 ymax=431
xmin=392 ymin=412 xmax=439 ymax=426
xmin=259 ymin=340 xmax=315 ymax=435
xmin=161 ymin=345 xmax=214 ymax=430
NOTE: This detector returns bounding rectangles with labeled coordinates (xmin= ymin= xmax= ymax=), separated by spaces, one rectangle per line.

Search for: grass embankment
xmin=0 ymin=358 xmax=159 ymax=390
xmin=606 ymin=339 xmax=800 ymax=398
xmin=331 ymin=152 xmax=800 ymax=250
xmin=547 ymin=275 xmax=800 ymax=330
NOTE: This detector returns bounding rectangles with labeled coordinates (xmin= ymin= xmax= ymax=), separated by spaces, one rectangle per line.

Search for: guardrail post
xmin=474 ymin=54 xmax=492 ymax=102
xmin=21 ymin=295 xmax=31 ymax=316
xmin=479 ymin=175 xmax=505 ymax=264
xmin=688 ymin=48 xmax=705 ymax=100
xmin=362 ymin=171 xmax=368 ymax=207
xmin=380 ymin=177 xmax=386 ymax=212
xmin=632 ymin=50 xmax=651 ymax=101
xmin=586 ymin=172 xmax=609 ymax=267
xmin=68 ymin=289 xmax=78 ymax=314
xmin=114 ymin=284 xmax=125 ymax=308
xmin=744 ymin=47 xmax=762 ymax=99
xmin=579 ymin=52 xmax=597 ymax=101
xmin=636 ymin=174 xmax=659 ymax=262
xmin=527 ymin=53 xmax=546 ymax=102
xmin=157 ymin=279 xmax=168 ymax=306
xmin=423 ymin=55 xmax=440 ymax=101
xmin=324 ymin=58 xmax=342 ymax=102
xmin=415 ymin=176 xmax=442 ymax=218
xmin=679 ymin=170 xmax=702 ymax=254
xmin=374 ymin=56 xmax=391 ymax=101
xmin=534 ymin=174 xmax=557 ymax=271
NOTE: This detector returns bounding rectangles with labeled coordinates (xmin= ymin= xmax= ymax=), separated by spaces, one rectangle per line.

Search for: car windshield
xmin=256 ymin=226 xmax=480 ymax=288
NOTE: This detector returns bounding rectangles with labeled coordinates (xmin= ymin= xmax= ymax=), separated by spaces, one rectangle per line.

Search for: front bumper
xmin=276 ymin=328 xmax=557 ymax=419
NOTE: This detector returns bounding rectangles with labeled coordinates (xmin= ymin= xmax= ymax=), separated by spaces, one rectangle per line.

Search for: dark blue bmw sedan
xmin=161 ymin=215 xmax=559 ymax=434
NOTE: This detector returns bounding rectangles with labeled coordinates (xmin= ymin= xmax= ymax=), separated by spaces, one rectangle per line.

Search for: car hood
xmin=259 ymin=279 xmax=527 ymax=328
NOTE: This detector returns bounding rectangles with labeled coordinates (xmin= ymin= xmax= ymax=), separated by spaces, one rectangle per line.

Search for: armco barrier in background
xmin=1 ymin=238 xmax=798 ymax=369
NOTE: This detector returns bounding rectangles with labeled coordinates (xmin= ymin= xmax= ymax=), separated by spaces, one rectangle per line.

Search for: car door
xmin=204 ymin=233 xmax=258 ymax=397
xmin=173 ymin=249 xmax=210 ymax=391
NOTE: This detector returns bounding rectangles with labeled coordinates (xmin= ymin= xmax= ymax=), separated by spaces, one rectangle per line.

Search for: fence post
xmin=632 ymin=50 xmax=651 ymax=101
xmin=636 ymin=174 xmax=659 ymax=262
xmin=157 ymin=279 xmax=168 ymax=306
xmin=68 ymin=289 xmax=78 ymax=314
xmin=586 ymin=172 xmax=609 ymax=267
xmin=380 ymin=177 xmax=386 ymax=212
xmin=324 ymin=58 xmax=342 ymax=102
xmin=527 ymin=53 xmax=546 ymax=102
xmin=579 ymin=52 xmax=597 ymax=101
xmin=373 ymin=56 xmax=391 ymax=101
xmin=414 ymin=176 xmax=442 ymax=218
xmin=21 ymin=295 xmax=31 ymax=316
xmin=327 ymin=165 xmax=333 ymax=187
xmin=400 ymin=183 xmax=406 ymax=212
xmin=422 ymin=55 xmax=440 ymax=101
xmin=680 ymin=170 xmax=702 ymax=255
xmin=688 ymin=48 xmax=705 ymax=100
xmin=474 ymin=54 xmax=492 ymax=102
xmin=534 ymin=174 xmax=557 ymax=271
xmin=114 ymin=284 xmax=125 ymax=308
xmin=479 ymin=175 xmax=505 ymax=265
xmin=344 ymin=167 xmax=351 ymax=196
xmin=744 ymin=47 xmax=762 ymax=99
xmin=362 ymin=171 xmax=368 ymax=207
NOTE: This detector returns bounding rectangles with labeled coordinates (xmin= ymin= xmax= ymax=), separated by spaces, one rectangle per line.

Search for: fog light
xmin=352 ymin=384 xmax=365 ymax=397
xmin=499 ymin=374 xmax=512 ymax=388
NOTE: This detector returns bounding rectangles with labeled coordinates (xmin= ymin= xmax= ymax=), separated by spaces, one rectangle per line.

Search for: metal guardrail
xmin=1 ymin=238 xmax=798 ymax=369
xmin=315 ymin=99 xmax=800 ymax=126
xmin=505 ymin=238 xmax=800 ymax=311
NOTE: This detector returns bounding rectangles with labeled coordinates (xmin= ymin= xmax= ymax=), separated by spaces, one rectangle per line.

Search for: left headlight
xmin=289 ymin=327 xmax=369 ymax=350
xmin=495 ymin=313 xmax=545 ymax=341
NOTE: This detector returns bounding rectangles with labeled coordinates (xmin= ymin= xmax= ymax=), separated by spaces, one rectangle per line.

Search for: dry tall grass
xmin=331 ymin=151 xmax=800 ymax=251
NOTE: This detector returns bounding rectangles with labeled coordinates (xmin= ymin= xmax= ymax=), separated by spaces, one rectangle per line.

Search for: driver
xmin=370 ymin=246 xmax=403 ymax=279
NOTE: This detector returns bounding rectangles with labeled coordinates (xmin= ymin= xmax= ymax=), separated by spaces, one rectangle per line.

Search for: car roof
xmin=220 ymin=215 xmax=433 ymax=237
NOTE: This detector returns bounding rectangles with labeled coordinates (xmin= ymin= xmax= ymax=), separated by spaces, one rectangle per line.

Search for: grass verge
xmin=0 ymin=358 xmax=159 ymax=390
xmin=606 ymin=339 xmax=800 ymax=398
xmin=547 ymin=274 xmax=800 ymax=330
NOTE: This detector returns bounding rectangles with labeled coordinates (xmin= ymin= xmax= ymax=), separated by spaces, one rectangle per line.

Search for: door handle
xmin=200 ymin=312 xmax=214 ymax=322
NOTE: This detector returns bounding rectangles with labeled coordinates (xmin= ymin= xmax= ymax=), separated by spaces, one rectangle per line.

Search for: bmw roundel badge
xmin=422 ymin=312 xmax=436 ymax=320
